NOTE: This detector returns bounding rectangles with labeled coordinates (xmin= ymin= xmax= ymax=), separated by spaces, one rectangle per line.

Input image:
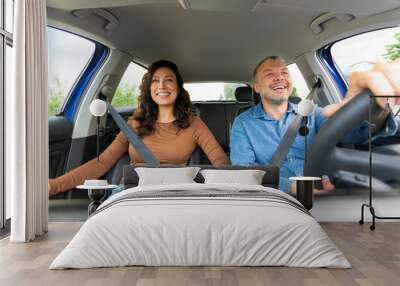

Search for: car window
xmin=48 ymin=27 xmax=95 ymax=116
xmin=184 ymin=64 xmax=308 ymax=102
xmin=111 ymin=62 xmax=147 ymax=108
xmin=331 ymin=27 xmax=400 ymax=110
xmin=184 ymin=82 xmax=247 ymax=101
xmin=331 ymin=27 xmax=400 ymax=79
xmin=287 ymin=63 xmax=310 ymax=98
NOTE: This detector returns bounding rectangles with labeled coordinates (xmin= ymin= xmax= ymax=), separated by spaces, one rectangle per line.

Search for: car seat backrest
xmin=194 ymin=102 xmax=228 ymax=151
xmin=234 ymin=86 xmax=254 ymax=102
xmin=234 ymin=86 xmax=257 ymax=117
xmin=192 ymin=99 xmax=251 ymax=164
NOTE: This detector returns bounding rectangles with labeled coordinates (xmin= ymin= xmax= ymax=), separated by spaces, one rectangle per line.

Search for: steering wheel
xmin=304 ymin=91 xmax=388 ymax=178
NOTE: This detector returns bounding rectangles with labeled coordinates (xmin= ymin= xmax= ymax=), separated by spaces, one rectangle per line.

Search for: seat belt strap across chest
xmin=270 ymin=115 xmax=303 ymax=166
xmin=105 ymin=102 xmax=160 ymax=166
xmin=270 ymin=79 xmax=321 ymax=167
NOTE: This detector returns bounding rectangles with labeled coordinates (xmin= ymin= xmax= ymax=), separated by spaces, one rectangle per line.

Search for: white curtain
xmin=6 ymin=0 xmax=48 ymax=242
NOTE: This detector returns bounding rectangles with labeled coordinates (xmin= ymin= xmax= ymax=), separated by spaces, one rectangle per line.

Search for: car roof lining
xmin=47 ymin=0 xmax=400 ymax=82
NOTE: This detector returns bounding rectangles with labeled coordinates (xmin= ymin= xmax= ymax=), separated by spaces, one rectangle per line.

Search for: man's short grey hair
xmin=253 ymin=56 xmax=285 ymax=79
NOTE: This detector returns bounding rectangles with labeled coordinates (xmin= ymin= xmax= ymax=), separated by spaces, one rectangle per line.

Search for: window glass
xmin=5 ymin=43 xmax=12 ymax=219
xmin=111 ymin=62 xmax=146 ymax=108
xmin=331 ymin=27 xmax=400 ymax=80
xmin=184 ymin=82 xmax=246 ymax=101
xmin=48 ymin=27 xmax=95 ymax=116
xmin=184 ymin=66 xmax=308 ymax=102
xmin=5 ymin=0 xmax=13 ymax=33
xmin=331 ymin=27 xmax=400 ymax=110
xmin=287 ymin=63 xmax=310 ymax=98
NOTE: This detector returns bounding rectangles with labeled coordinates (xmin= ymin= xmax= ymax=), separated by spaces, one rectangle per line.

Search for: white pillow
xmin=200 ymin=169 xmax=266 ymax=185
xmin=135 ymin=167 xmax=201 ymax=186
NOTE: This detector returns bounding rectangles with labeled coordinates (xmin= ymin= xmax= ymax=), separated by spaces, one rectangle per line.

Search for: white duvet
xmin=50 ymin=183 xmax=350 ymax=269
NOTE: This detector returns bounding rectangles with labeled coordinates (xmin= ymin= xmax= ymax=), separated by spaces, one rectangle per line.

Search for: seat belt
xmin=270 ymin=79 xmax=321 ymax=166
xmin=105 ymin=102 xmax=160 ymax=166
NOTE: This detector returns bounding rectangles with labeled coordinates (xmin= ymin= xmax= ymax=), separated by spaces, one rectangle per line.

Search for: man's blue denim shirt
xmin=230 ymin=102 xmax=398 ymax=193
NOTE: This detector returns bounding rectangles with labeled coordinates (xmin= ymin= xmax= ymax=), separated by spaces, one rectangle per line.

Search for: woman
xmin=49 ymin=60 xmax=229 ymax=196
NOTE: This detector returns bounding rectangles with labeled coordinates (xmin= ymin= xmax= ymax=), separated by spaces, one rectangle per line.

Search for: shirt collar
xmin=251 ymin=101 xmax=298 ymax=120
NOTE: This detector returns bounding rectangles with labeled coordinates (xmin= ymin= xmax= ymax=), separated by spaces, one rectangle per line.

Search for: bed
xmin=50 ymin=165 xmax=350 ymax=269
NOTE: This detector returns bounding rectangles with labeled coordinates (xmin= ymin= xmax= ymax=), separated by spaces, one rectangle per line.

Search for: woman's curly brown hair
xmin=133 ymin=60 xmax=193 ymax=137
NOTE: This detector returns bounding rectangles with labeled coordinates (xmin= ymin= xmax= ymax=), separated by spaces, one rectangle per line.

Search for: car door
xmin=48 ymin=27 xmax=106 ymax=180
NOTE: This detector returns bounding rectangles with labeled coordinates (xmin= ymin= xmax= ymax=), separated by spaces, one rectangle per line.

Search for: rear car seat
xmin=191 ymin=86 xmax=256 ymax=164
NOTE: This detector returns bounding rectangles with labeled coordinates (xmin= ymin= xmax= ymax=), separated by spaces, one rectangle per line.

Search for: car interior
xmin=47 ymin=0 xmax=400 ymax=212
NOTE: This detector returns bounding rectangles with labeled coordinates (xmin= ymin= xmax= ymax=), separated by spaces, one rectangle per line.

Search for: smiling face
xmin=150 ymin=67 xmax=179 ymax=107
xmin=253 ymin=58 xmax=293 ymax=105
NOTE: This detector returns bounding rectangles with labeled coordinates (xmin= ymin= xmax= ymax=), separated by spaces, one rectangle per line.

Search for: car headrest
xmin=235 ymin=86 xmax=261 ymax=104
xmin=123 ymin=164 xmax=280 ymax=189
xmin=288 ymin=96 xmax=301 ymax=104
xmin=235 ymin=86 xmax=253 ymax=102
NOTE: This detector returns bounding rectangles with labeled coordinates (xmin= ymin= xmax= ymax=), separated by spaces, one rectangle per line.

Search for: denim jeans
xmin=111 ymin=185 xmax=125 ymax=196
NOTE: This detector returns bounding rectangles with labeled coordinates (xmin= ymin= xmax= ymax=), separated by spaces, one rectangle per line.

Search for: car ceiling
xmin=47 ymin=0 xmax=400 ymax=82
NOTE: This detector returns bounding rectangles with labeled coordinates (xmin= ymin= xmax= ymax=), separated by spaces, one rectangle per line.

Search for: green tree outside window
xmin=111 ymin=82 xmax=138 ymax=108
xmin=384 ymin=32 xmax=400 ymax=61
xmin=48 ymin=76 xmax=67 ymax=116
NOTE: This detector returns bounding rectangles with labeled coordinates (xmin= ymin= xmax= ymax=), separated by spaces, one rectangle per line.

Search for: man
xmin=230 ymin=56 xmax=399 ymax=194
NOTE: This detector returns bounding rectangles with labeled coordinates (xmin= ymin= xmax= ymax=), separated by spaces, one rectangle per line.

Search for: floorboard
xmin=1 ymin=222 xmax=400 ymax=286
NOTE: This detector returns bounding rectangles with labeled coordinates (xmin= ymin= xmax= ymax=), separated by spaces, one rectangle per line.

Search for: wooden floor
xmin=0 ymin=222 xmax=399 ymax=286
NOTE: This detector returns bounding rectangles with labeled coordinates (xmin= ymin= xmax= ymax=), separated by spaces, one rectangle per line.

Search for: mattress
xmin=50 ymin=183 xmax=350 ymax=269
